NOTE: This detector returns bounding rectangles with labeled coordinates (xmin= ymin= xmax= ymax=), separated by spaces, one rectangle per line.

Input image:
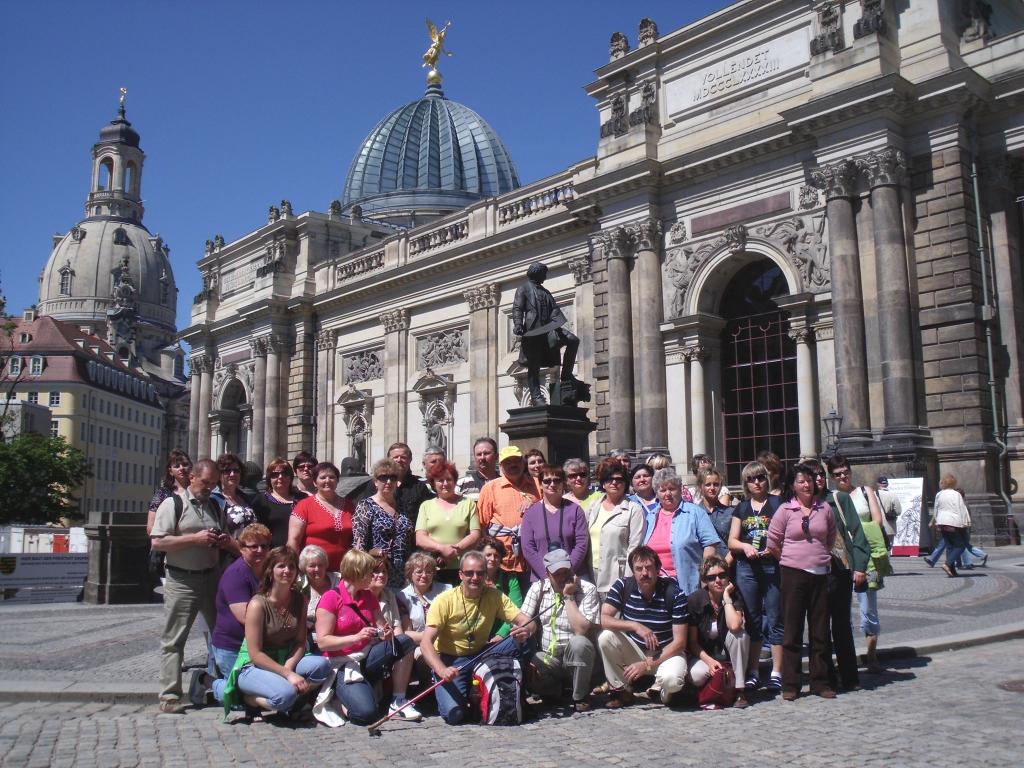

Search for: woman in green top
xmin=222 ymin=547 xmax=331 ymax=718
xmin=481 ymin=536 xmax=522 ymax=639
xmin=415 ymin=461 xmax=481 ymax=584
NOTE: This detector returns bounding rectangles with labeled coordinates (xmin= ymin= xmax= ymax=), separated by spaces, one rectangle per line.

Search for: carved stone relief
xmin=960 ymin=1 xmax=995 ymax=42
xmin=414 ymin=370 xmax=456 ymax=457
xmin=463 ymin=283 xmax=499 ymax=311
xmin=810 ymin=2 xmax=844 ymax=55
xmin=638 ymin=18 xmax=658 ymax=46
xmin=609 ymin=31 xmax=629 ymax=60
xmin=342 ymin=349 xmax=383 ymax=384
xmin=854 ymin=0 xmax=885 ymax=39
xmin=416 ymin=327 xmax=468 ymax=370
xmin=379 ymin=309 xmax=409 ymax=333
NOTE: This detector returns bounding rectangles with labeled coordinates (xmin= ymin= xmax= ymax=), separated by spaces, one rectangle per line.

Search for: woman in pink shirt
xmin=766 ymin=461 xmax=837 ymax=702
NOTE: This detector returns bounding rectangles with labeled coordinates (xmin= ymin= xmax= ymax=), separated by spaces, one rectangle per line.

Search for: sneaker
xmin=923 ymin=558 xmax=935 ymax=568
xmin=389 ymin=699 xmax=423 ymax=722
xmin=659 ymin=687 xmax=674 ymax=706
xmin=157 ymin=699 xmax=187 ymax=715
xmin=744 ymin=673 xmax=760 ymax=690
xmin=188 ymin=670 xmax=208 ymax=708
xmin=765 ymin=674 xmax=783 ymax=691
xmin=980 ymin=554 xmax=988 ymax=567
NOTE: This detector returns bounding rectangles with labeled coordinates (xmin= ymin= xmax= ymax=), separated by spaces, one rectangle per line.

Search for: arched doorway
xmin=718 ymin=260 xmax=799 ymax=486
xmin=216 ymin=378 xmax=249 ymax=458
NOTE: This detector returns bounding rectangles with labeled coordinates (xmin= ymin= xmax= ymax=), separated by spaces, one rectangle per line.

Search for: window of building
xmin=89 ymin=424 xmax=95 ymax=443
xmin=49 ymin=391 xmax=60 ymax=407
xmin=19 ymin=332 xmax=31 ymax=343
xmin=50 ymin=420 xmax=59 ymax=438
xmin=58 ymin=268 xmax=73 ymax=296
xmin=113 ymin=227 xmax=130 ymax=246
xmin=27 ymin=391 xmax=38 ymax=404
xmin=8 ymin=356 xmax=22 ymax=376
xmin=30 ymin=357 xmax=43 ymax=376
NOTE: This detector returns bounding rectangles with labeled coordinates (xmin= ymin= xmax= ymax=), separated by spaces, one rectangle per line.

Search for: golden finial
xmin=422 ymin=18 xmax=453 ymax=86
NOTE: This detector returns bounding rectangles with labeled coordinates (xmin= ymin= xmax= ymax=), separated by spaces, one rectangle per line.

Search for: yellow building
xmin=3 ymin=309 xmax=164 ymax=516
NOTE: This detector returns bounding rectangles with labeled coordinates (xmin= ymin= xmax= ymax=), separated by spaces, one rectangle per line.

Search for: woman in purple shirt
xmin=766 ymin=461 xmax=837 ymax=702
xmin=520 ymin=465 xmax=589 ymax=582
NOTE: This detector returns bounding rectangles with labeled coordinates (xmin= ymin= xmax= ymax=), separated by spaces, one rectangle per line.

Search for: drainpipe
xmin=968 ymin=127 xmax=1014 ymax=527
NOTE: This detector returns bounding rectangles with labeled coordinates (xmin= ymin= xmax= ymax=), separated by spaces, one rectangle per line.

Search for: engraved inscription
xmin=692 ymin=49 xmax=780 ymax=103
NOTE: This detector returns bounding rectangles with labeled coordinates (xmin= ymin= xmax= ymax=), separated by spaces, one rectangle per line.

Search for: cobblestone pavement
xmin=0 ymin=637 xmax=1019 ymax=767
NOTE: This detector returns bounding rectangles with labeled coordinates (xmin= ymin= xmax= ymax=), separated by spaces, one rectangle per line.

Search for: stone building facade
xmin=182 ymin=0 xmax=1024 ymax=542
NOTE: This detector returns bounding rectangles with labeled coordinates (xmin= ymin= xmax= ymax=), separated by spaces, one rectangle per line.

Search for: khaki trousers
xmin=597 ymin=629 xmax=687 ymax=694
xmin=159 ymin=569 xmax=218 ymax=701
xmin=529 ymin=635 xmax=596 ymax=702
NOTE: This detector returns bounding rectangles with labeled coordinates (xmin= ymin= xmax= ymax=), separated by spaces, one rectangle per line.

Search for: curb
xmin=4 ymin=625 xmax=1024 ymax=705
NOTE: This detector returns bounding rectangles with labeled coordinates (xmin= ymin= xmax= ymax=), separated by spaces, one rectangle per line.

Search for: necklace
xmin=458 ymin=586 xmax=484 ymax=645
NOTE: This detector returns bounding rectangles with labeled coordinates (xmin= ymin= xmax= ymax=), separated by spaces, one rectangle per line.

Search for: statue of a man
xmin=512 ymin=262 xmax=580 ymax=406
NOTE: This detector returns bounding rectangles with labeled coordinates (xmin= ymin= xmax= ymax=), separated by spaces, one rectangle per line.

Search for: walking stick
xmin=367 ymin=597 xmax=558 ymax=736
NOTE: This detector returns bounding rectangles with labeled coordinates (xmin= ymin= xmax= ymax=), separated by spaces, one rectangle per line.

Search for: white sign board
xmin=887 ymin=477 xmax=926 ymax=556
xmin=664 ymin=26 xmax=809 ymax=117
xmin=0 ymin=553 xmax=88 ymax=589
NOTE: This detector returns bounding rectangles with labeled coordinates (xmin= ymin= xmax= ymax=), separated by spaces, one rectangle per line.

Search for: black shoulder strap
xmin=172 ymin=494 xmax=184 ymax=534
xmin=622 ymin=575 xmax=637 ymax=596
xmin=661 ymin=578 xmax=679 ymax=608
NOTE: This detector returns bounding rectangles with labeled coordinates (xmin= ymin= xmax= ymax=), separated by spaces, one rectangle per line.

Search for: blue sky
xmin=0 ymin=1 xmax=727 ymax=331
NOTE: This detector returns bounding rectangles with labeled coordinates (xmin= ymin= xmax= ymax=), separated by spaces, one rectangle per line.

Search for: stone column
xmin=602 ymin=227 xmax=636 ymax=449
xmin=630 ymin=218 xmax=668 ymax=451
xmin=195 ymin=355 xmax=214 ymax=459
xmin=790 ymin=327 xmax=819 ymax=456
xmin=249 ymin=337 xmax=267 ymax=471
xmin=811 ymin=158 xmax=872 ymax=443
xmin=858 ymin=148 xmax=919 ymax=437
xmin=463 ymin=284 xmax=500 ymax=443
xmin=315 ymin=329 xmax=335 ymax=461
xmin=187 ymin=363 xmax=201 ymax=458
xmin=210 ymin=423 xmax=223 ymax=459
xmin=686 ymin=344 xmax=708 ymax=456
xmin=380 ymin=309 xmax=410 ymax=445
xmin=263 ymin=335 xmax=282 ymax=463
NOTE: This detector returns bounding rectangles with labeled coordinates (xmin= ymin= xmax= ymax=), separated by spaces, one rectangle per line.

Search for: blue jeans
xmin=941 ymin=528 xmax=969 ymax=568
xmin=433 ymin=636 xmax=525 ymax=724
xmin=236 ymin=655 xmax=331 ymax=712
xmin=734 ymin=559 xmax=783 ymax=646
xmin=856 ymin=588 xmax=880 ymax=636
xmin=335 ymin=636 xmax=415 ymax=725
xmin=208 ymin=644 xmax=240 ymax=703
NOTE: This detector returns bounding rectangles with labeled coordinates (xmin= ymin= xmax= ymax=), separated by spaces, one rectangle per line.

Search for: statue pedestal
xmin=500 ymin=405 xmax=597 ymax=466
xmin=84 ymin=510 xmax=154 ymax=604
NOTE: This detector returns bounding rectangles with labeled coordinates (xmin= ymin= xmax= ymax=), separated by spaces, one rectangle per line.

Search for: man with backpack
xmin=420 ymin=550 xmax=535 ymax=724
xmin=520 ymin=549 xmax=601 ymax=712
xmin=150 ymin=458 xmax=233 ymax=714
xmin=597 ymin=545 xmax=689 ymax=709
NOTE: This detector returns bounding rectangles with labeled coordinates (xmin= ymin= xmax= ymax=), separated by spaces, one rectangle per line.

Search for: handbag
xmin=697 ymin=662 xmax=736 ymax=709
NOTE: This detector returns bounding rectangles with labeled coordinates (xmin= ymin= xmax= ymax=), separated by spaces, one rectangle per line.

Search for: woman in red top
xmin=288 ymin=462 xmax=354 ymax=571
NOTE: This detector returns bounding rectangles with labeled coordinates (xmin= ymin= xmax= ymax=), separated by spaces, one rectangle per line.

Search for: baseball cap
xmin=543 ymin=548 xmax=572 ymax=573
xmin=498 ymin=446 xmax=524 ymax=463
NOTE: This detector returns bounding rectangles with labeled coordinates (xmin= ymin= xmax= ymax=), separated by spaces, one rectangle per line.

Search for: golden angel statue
xmin=422 ymin=18 xmax=453 ymax=71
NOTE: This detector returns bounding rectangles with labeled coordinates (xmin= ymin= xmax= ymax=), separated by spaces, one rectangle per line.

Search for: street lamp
xmin=821 ymin=409 xmax=842 ymax=455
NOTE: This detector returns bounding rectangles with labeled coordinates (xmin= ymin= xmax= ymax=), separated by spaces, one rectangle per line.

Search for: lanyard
xmin=542 ymin=501 xmax=566 ymax=549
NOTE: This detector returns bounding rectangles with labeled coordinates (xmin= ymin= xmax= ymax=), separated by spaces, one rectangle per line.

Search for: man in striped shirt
xmin=597 ymin=545 xmax=689 ymax=708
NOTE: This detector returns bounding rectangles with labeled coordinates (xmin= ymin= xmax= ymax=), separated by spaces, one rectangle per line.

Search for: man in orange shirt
xmin=477 ymin=446 xmax=540 ymax=594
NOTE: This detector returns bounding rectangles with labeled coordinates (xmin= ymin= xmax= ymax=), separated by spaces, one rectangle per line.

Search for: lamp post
xmin=821 ymin=409 xmax=842 ymax=456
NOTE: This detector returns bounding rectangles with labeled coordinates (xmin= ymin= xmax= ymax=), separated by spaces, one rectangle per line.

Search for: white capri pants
xmin=597 ymin=629 xmax=687 ymax=694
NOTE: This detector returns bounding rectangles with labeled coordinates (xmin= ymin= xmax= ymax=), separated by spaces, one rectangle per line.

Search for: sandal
xmin=744 ymin=673 xmax=760 ymax=690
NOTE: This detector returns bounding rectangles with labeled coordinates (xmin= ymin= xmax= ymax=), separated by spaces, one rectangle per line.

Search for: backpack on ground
xmin=473 ymin=655 xmax=523 ymax=725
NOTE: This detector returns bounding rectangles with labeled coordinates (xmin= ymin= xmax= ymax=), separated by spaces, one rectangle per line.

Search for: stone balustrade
xmin=498 ymin=182 xmax=575 ymax=226
xmin=335 ymin=249 xmax=384 ymax=283
xmin=409 ymin=219 xmax=469 ymax=256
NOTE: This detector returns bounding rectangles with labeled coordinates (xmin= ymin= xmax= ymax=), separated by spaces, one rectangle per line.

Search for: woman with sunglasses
xmin=146 ymin=449 xmax=193 ymax=535
xmin=415 ymin=461 xmax=481 ymax=585
xmin=686 ymin=555 xmax=750 ymax=709
xmin=728 ymin=461 xmax=783 ymax=691
xmin=563 ymin=458 xmax=601 ymax=508
xmin=292 ymin=452 xmax=318 ymax=496
xmin=289 ymin=462 xmax=354 ymax=572
xmin=213 ymin=453 xmax=258 ymax=546
xmin=587 ymin=458 xmax=646 ymax=599
xmin=253 ymin=458 xmax=308 ymax=548
xmin=353 ymin=459 xmax=415 ymax=589
xmin=520 ymin=465 xmax=589 ymax=583
xmin=766 ymin=461 xmax=837 ymax=701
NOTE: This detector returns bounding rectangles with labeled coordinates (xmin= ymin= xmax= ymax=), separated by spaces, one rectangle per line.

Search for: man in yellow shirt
xmin=421 ymin=550 xmax=534 ymax=723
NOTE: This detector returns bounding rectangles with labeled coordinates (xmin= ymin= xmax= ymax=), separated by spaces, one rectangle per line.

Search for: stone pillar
xmin=187 ymin=364 xmax=201 ymax=458
xmin=811 ymin=158 xmax=872 ymax=443
xmin=249 ymin=337 xmax=267 ymax=471
xmin=195 ymin=355 xmax=214 ymax=459
xmin=464 ymin=284 xmax=500 ymax=443
xmin=602 ymin=227 xmax=636 ymax=449
xmin=263 ymin=335 xmax=282 ymax=463
xmin=686 ymin=344 xmax=708 ymax=456
xmin=630 ymin=218 xmax=668 ymax=451
xmin=380 ymin=309 xmax=410 ymax=445
xmin=211 ymin=423 xmax=223 ymax=459
xmin=315 ymin=329 xmax=335 ymax=461
xmin=858 ymin=148 xmax=919 ymax=438
xmin=790 ymin=327 xmax=819 ymax=456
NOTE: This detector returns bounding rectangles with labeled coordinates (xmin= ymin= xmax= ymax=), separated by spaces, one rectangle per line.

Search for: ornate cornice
xmin=598 ymin=226 xmax=636 ymax=262
xmin=379 ymin=308 xmax=409 ymax=333
xmin=463 ymin=283 xmax=499 ymax=312
xmin=248 ymin=336 xmax=267 ymax=358
xmin=683 ymin=344 xmax=709 ymax=362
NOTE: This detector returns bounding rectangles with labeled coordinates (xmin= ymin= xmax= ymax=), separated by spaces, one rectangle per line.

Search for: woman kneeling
xmin=315 ymin=549 xmax=419 ymax=724
xmin=686 ymin=556 xmax=750 ymax=709
xmin=222 ymin=546 xmax=331 ymax=718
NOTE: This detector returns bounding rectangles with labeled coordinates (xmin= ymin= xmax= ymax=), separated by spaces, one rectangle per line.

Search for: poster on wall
xmin=888 ymin=477 xmax=926 ymax=556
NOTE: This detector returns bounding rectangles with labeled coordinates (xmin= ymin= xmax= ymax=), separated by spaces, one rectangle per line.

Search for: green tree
xmin=0 ymin=434 xmax=91 ymax=524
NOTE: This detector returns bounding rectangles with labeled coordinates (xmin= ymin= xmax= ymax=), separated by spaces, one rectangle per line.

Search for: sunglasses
xmin=748 ymin=474 xmax=768 ymax=484
xmin=801 ymin=516 xmax=812 ymax=539
xmin=567 ymin=472 xmax=588 ymax=480
xmin=297 ymin=463 xmax=316 ymax=470
xmin=813 ymin=471 xmax=826 ymax=479
xmin=831 ymin=469 xmax=850 ymax=478
xmin=376 ymin=474 xmax=399 ymax=483
xmin=461 ymin=569 xmax=486 ymax=578
xmin=704 ymin=573 xmax=728 ymax=582
xmin=606 ymin=477 xmax=626 ymax=485
xmin=242 ymin=543 xmax=270 ymax=551
xmin=269 ymin=471 xmax=291 ymax=478
xmin=221 ymin=468 xmax=241 ymax=476
xmin=541 ymin=478 xmax=563 ymax=486
xmin=171 ymin=463 xmax=192 ymax=469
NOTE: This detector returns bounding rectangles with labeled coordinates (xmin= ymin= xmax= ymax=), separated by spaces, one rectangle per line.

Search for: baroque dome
xmin=341 ymin=83 xmax=520 ymax=224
